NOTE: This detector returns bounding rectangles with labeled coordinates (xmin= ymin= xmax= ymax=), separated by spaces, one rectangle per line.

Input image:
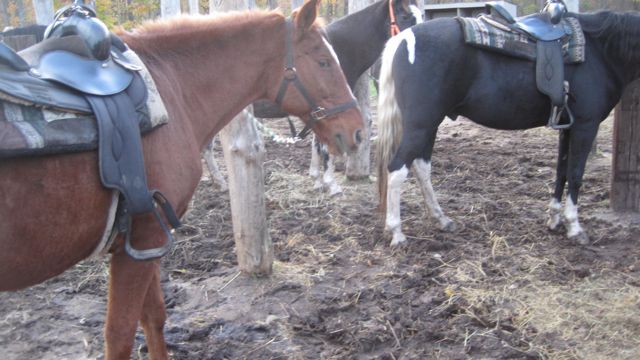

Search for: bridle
xmin=274 ymin=18 xmax=358 ymax=139
xmin=388 ymin=0 xmax=401 ymax=36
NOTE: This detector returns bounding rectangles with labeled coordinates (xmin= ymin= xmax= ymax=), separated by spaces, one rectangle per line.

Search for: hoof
xmin=390 ymin=232 xmax=407 ymax=247
xmin=569 ymin=231 xmax=590 ymax=246
xmin=440 ymin=218 xmax=457 ymax=232
xmin=547 ymin=216 xmax=562 ymax=231
xmin=328 ymin=185 xmax=343 ymax=197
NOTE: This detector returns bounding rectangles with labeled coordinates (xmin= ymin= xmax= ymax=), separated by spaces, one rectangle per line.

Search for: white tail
xmin=376 ymin=33 xmax=405 ymax=213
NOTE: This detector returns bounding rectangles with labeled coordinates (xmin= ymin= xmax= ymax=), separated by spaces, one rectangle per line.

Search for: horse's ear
xmin=395 ymin=0 xmax=413 ymax=13
xmin=295 ymin=0 xmax=320 ymax=36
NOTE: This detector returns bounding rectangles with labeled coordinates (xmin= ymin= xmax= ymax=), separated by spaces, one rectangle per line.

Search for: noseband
xmin=274 ymin=18 xmax=358 ymax=139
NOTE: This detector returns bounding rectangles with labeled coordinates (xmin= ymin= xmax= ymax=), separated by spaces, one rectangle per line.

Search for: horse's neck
xmin=581 ymin=12 xmax=640 ymax=87
xmin=125 ymin=15 xmax=284 ymax=149
xmin=327 ymin=1 xmax=388 ymax=87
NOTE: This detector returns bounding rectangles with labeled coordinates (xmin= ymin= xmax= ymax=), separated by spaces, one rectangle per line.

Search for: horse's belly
xmin=0 ymin=152 xmax=112 ymax=291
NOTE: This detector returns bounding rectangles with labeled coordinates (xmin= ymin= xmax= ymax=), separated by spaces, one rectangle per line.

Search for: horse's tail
xmin=376 ymin=34 xmax=404 ymax=215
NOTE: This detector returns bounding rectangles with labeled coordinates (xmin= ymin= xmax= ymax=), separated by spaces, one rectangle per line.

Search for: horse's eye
xmin=318 ymin=59 xmax=331 ymax=68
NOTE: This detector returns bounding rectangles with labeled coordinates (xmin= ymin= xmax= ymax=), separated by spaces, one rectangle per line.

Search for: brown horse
xmin=0 ymin=1 xmax=363 ymax=358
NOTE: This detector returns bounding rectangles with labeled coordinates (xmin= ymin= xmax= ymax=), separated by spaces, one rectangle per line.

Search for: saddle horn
xmin=44 ymin=0 xmax=111 ymax=61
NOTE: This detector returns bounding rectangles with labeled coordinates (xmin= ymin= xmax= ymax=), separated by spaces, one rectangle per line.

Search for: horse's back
xmin=392 ymin=18 xmax=554 ymax=129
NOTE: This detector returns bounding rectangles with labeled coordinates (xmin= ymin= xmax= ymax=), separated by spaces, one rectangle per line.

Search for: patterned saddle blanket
xmin=457 ymin=15 xmax=585 ymax=64
xmin=0 ymin=41 xmax=168 ymax=158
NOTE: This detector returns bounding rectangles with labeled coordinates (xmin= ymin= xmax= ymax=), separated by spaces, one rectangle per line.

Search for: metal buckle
xmin=310 ymin=107 xmax=327 ymax=121
xmin=284 ymin=67 xmax=297 ymax=80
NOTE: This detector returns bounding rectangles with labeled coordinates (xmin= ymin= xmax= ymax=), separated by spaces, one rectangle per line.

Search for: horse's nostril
xmin=354 ymin=129 xmax=363 ymax=144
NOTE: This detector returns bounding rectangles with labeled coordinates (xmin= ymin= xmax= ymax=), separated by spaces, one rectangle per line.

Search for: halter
xmin=388 ymin=0 xmax=401 ymax=36
xmin=274 ymin=18 xmax=358 ymax=139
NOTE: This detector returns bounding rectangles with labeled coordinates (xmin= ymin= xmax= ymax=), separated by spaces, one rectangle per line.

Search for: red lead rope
xmin=388 ymin=0 xmax=401 ymax=36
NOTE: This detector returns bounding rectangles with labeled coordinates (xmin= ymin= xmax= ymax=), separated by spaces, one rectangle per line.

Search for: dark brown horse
xmin=0 ymin=1 xmax=363 ymax=358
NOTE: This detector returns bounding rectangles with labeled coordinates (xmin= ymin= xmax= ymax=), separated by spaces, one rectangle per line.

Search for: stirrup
xmin=121 ymin=191 xmax=180 ymax=261
xmin=547 ymin=81 xmax=574 ymax=130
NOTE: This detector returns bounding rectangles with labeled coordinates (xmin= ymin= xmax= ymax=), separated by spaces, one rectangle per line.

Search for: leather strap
xmin=389 ymin=0 xmax=401 ymax=36
xmin=275 ymin=18 xmax=358 ymax=139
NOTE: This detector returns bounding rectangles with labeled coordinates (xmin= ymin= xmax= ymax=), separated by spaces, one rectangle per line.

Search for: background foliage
xmin=2 ymin=0 xmax=640 ymax=33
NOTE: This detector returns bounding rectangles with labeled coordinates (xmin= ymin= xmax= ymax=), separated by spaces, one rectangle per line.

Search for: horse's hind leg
xmin=548 ymin=129 xmax=570 ymax=231
xmin=412 ymin=158 xmax=455 ymax=231
xmin=385 ymin=123 xmax=445 ymax=245
xmin=105 ymin=249 xmax=167 ymax=359
xmin=386 ymin=165 xmax=410 ymax=246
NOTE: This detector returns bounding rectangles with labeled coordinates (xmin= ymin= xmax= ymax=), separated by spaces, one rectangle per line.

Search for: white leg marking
xmin=547 ymin=198 xmax=562 ymax=231
xmin=386 ymin=166 xmax=409 ymax=246
xmin=309 ymin=135 xmax=321 ymax=180
xmin=323 ymin=156 xmax=343 ymax=196
xmin=564 ymin=197 xmax=588 ymax=244
xmin=412 ymin=159 xmax=455 ymax=231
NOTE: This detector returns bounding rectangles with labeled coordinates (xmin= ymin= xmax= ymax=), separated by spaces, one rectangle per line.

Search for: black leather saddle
xmin=485 ymin=0 xmax=575 ymax=129
xmin=0 ymin=2 xmax=180 ymax=260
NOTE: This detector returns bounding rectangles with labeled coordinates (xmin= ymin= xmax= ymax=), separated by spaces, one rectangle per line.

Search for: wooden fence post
xmin=161 ymin=0 xmax=181 ymax=18
xmin=31 ymin=0 xmax=54 ymax=25
xmin=215 ymin=0 xmax=272 ymax=275
xmin=345 ymin=0 xmax=375 ymax=180
xmin=611 ymin=80 xmax=640 ymax=212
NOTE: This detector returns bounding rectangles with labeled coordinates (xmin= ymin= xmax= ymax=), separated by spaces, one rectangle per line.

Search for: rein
xmin=388 ymin=0 xmax=401 ymax=36
xmin=274 ymin=18 xmax=358 ymax=139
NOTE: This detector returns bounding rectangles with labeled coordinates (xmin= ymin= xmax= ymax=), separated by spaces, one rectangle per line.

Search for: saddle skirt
xmin=457 ymin=15 xmax=585 ymax=64
xmin=0 ymin=37 xmax=168 ymax=158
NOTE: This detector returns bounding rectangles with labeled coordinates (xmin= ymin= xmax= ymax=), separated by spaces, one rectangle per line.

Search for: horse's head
xmin=271 ymin=0 xmax=364 ymax=155
xmin=389 ymin=0 xmax=424 ymax=36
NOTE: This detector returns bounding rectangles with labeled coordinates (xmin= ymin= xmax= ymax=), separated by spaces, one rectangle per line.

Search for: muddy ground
xmin=1 ymin=112 xmax=639 ymax=360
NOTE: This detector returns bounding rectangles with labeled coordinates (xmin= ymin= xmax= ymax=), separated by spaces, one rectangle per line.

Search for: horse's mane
xmin=116 ymin=10 xmax=281 ymax=47
xmin=577 ymin=11 xmax=640 ymax=63
xmin=117 ymin=9 xmax=325 ymax=54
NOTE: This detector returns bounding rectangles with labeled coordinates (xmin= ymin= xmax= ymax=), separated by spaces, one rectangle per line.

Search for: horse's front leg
xmin=310 ymin=136 xmax=342 ymax=195
xmin=309 ymin=135 xmax=322 ymax=187
xmin=412 ymin=158 xmax=455 ymax=231
xmin=548 ymin=129 xmax=570 ymax=231
xmin=105 ymin=237 xmax=167 ymax=359
xmin=140 ymin=263 xmax=169 ymax=360
xmin=563 ymin=125 xmax=599 ymax=245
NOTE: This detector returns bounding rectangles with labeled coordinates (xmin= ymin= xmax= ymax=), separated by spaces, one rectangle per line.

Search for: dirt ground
xmin=1 ymin=110 xmax=639 ymax=360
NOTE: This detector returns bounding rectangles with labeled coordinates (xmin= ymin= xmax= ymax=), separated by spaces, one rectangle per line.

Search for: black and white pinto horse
xmin=377 ymin=11 xmax=640 ymax=246
xmin=307 ymin=0 xmax=422 ymax=195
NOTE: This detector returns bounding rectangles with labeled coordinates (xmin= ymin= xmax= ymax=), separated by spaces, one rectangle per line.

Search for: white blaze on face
xmin=409 ymin=5 xmax=424 ymax=24
xmin=322 ymin=37 xmax=340 ymax=66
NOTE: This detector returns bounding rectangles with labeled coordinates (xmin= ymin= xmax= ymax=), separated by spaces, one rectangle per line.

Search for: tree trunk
xmin=345 ymin=0 xmax=374 ymax=179
xmin=161 ymin=0 xmax=181 ymax=18
xmin=611 ymin=80 xmax=640 ymax=212
xmin=346 ymin=75 xmax=372 ymax=180
xmin=214 ymin=0 xmax=273 ymax=275
xmin=188 ymin=0 xmax=199 ymax=14
xmin=292 ymin=0 xmax=304 ymax=10
xmin=31 ymin=0 xmax=54 ymax=25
